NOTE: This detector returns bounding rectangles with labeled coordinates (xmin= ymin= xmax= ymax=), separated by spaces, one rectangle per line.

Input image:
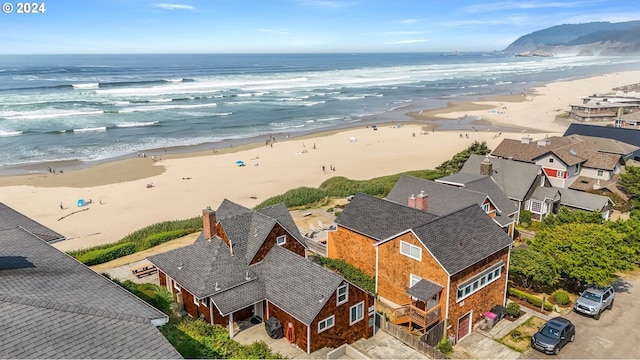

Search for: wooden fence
xmin=304 ymin=237 xmax=327 ymax=257
xmin=378 ymin=315 xmax=448 ymax=359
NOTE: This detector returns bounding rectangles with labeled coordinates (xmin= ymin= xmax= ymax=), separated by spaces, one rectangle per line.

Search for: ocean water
xmin=1 ymin=53 xmax=639 ymax=169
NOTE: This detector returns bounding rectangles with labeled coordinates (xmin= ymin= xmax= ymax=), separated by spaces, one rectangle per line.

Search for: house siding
xmin=328 ymin=226 xmax=377 ymax=276
xmin=309 ymin=281 xmax=374 ymax=353
xmin=447 ymin=248 xmax=510 ymax=342
xmin=377 ymin=232 xmax=448 ymax=309
xmin=251 ymin=223 xmax=306 ymax=264
xmin=267 ymin=301 xmax=308 ymax=352
xmin=159 ymin=271 xmax=167 ymax=287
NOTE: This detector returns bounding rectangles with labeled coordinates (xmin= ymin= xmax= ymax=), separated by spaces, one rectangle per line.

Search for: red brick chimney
xmin=202 ymin=207 xmax=217 ymax=239
xmin=408 ymin=194 xmax=416 ymax=208
xmin=416 ymin=191 xmax=428 ymax=212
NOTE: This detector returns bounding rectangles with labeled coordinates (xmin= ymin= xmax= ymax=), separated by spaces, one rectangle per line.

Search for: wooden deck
xmin=393 ymin=304 xmax=441 ymax=333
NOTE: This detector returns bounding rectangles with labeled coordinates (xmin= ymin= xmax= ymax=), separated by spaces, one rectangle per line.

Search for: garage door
xmin=457 ymin=312 xmax=472 ymax=341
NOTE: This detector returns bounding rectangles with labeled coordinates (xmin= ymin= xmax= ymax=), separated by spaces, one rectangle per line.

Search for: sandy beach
xmin=2 ymin=70 xmax=639 ymax=252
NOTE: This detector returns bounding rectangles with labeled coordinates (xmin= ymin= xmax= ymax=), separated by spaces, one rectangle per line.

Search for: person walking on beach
xmin=60 ymin=202 xmax=63 ymax=210
xmin=322 ymin=165 xmax=325 ymax=173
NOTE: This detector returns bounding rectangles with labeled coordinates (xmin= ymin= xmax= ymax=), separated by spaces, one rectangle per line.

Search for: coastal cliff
xmin=504 ymin=21 xmax=640 ymax=56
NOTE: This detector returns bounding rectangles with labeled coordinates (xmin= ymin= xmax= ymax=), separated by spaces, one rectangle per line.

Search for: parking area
xmin=522 ymin=275 xmax=640 ymax=359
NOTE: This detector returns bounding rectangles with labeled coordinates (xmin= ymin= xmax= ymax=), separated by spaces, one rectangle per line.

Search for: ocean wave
xmin=333 ymin=95 xmax=365 ymax=100
xmin=73 ymin=126 xmax=107 ymax=132
xmin=115 ymin=121 xmax=160 ymax=128
xmin=0 ymin=130 xmax=22 ymax=137
xmin=119 ymin=103 xmax=218 ymax=113
xmin=1 ymin=109 xmax=104 ymax=120
xmin=72 ymin=83 xmax=99 ymax=89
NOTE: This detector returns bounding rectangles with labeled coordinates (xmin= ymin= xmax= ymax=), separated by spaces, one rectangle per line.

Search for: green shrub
xmin=509 ymin=288 xmax=553 ymax=311
xmin=75 ymin=242 xmax=137 ymax=266
xmin=334 ymin=210 xmax=342 ymax=217
xmin=436 ymin=338 xmax=453 ymax=355
xmin=326 ymin=207 xmax=334 ymax=212
xmin=141 ymin=229 xmax=191 ymax=249
xmin=552 ymin=290 xmax=570 ymax=305
xmin=314 ymin=256 xmax=375 ymax=293
xmin=509 ymin=329 xmax=522 ymax=341
xmin=506 ymin=302 xmax=521 ymax=317
xmin=67 ymin=216 xmax=202 ymax=265
xmin=519 ymin=210 xmax=532 ymax=226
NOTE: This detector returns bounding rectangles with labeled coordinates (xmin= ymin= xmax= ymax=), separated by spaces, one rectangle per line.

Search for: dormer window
xmin=337 ymin=284 xmax=348 ymax=306
xmin=481 ymin=203 xmax=490 ymax=213
xmin=276 ymin=235 xmax=286 ymax=246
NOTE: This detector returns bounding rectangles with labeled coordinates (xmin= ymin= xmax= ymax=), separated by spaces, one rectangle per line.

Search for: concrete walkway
xmin=455 ymin=304 xmax=552 ymax=359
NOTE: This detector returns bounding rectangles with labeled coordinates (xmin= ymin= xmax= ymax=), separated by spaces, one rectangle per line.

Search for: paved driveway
xmin=522 ymin=276 xmax=640 ymax=359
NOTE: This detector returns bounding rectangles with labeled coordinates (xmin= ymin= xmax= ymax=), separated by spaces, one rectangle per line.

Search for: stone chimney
xmin=480 ymin=155 xmax=493 ymax=176
xmin=408 ymin=194 xmax=416 ymax=208
xmin=415 ymin=191 xmax=429 ymax=212
xmin=202 ymin=206 xmax=217 ymax=239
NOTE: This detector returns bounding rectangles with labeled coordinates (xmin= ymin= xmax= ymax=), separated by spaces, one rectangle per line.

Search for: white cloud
xmin=390 ymin=39 xmax=428 ymax=44
xmin=258 ymin=28 xmax=291 ymax=35
xmin=401 ymin=19 xmax=420 ymax=24
xmin=152 ymin=3 xmax=195 ymax=10
xmin=464 ymin=1 xmax=602 ymax=13
xmin=296 ymin=0 xmax=349 ymax=9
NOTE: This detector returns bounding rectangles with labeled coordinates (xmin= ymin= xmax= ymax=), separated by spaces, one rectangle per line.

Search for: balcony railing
xmin=393 ymin=304 xmax=441 ymax=330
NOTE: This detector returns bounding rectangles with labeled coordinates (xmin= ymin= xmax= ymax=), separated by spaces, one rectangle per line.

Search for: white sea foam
xmin=0 ymin=130 xmax=22 ymax=137
xmin=119 ymin=103 xmax=217 ymax=113
xmin=72 ymin=83 xmax=99 ymax=89
xmin=116 ymin=121 xmax=159 ymax=128
xmin=73 ymin=126 xmax=107 ymax=132
xmin=1 ymin=109 xmax=103 ymax=120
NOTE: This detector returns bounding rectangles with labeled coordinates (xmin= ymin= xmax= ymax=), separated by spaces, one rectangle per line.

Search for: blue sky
xmin=1 ymin=0 xmax=638 ymax=54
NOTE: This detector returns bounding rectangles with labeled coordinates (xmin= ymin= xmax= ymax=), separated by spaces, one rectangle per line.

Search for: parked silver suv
xmin=573 ymin=285 xmax=615 ymax=320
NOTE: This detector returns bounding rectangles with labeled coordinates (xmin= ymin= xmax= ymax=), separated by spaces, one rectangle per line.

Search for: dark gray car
xmin=531 ymin=317 xmax=575 ymax=355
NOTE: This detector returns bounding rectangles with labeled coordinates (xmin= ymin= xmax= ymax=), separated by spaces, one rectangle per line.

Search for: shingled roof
xmin=386 ymin=175 xmax=487 ymax=217
xmin=0 ymin=226 xmax=180 ymax=359
xmin=461 ymin=154 xmax=543 ymax=201
xmin=564 ymin=123 xmax=640 ymax=160
xmin=409 ymin=205 xmax=513 ymax=275
xmin=335 ymin=193 xmax=437 ymax=241
xmin=0 ymin=202 xmax=65 ymax=243
xmin=150 ymin=200 xmax=358 ymax=325
xmin=491 ymin=135 xmax=627 ymax=170
xmin=436 ymin=174 xmax=518 ymax=217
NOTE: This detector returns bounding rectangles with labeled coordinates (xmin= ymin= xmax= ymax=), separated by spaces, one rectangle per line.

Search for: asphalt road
xmin=522 ymin=275 xmax=640 ymax=359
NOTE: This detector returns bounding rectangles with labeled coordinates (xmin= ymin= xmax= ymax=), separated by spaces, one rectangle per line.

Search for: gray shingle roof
xmin=150 ymin=199 xmax=355 ymax=325
xmin=335 ymin=193 xmax=437 ymax=241
xmin=557 ymin=188 xmax=613 ymax=211
xmin=386 ymin=175 xmax=488 ymax=217
xmin=406 ymin=279 xmax=443 ymax=301
xmin=0 ymin=202 xmax=65 ymax=243
xmin=461 ymin=154 xmax=543 ymax=201
xmin=436 ymin=174 xmax=518 ymax=216
xmin=410 ymin=205 xmax=513 ymax=275
xmin=148 ymin=237 xmax=252 ymax=299
xmin=0 ymin=226 xmax=180 ymax=359
xmin=255 ymin=245 xmax=344 ymax=325
xmin=531 ymin=187 xmax=561 ymax=201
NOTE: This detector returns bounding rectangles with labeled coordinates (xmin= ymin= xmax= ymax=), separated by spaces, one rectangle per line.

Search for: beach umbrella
xmin=235 ymin=160 xmax=245 ymax=165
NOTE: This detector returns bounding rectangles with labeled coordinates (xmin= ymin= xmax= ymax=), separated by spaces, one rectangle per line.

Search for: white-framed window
xmin=276 ymin=235 xmax=286 ymax=246
xmin=456 ymin=264 xmax=503 ymax=302
xmin=400 ymin=241 xmax=422 ymax=261
xmin=410 ymin=274 xmax=421 ymax=287
xmin=556 ymin=170 xmax=565 ymax=178
xmin=318 ymin=315 xmax=335 ymax=333
xmin=597 ymin=169 xmax=604 ymax=176
xmin=530 ymin=201 xmax=542 ymax=214
xmin=349 ymin=301 xmax=364 ymax=325
xmin=481 ymin=203 xmax=490 ymax=213
xmin=336 ymin=284 xmax=348 ymax=306
xmin=194 ymin=296 xmax=199 ymax=306
xmin=174 ymin=281 xmax=181 ymax=292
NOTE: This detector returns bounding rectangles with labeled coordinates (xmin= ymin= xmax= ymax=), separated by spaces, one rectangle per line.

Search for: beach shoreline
xmin=1 ymin=69 xmax=638 ymax=252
